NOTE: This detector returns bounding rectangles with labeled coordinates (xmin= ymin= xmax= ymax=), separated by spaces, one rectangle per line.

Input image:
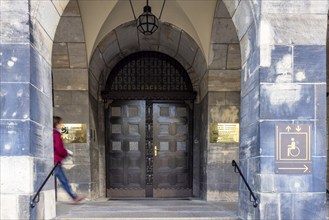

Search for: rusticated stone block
xmin=199 ymin=72 xmax=208 ymax=101
xmin=260 ymin=14 xmax=326 ymax=45
xmin=30 ymin=18 xmax=53 ymax=63
xmin=0 ymin=83 xmax=30 ymax=120
xmin=259 ymin=45 xmax=292 ymax=83
xmin=30 ymin=0 xmax=60 ymax=40
xmin=293 ymin=193 xmax=326 ymax=219
xmin=1 ymin=44 xmax=30 ymax=83
xmin=240 ymin=24 xmax=257 ymax=66
xmin=68 ymin=43 xmax=88 ymax=68
xmin=54 ymin=17 xmax=85 ymax=42
xmin=258 ymin=193 xmax=279 ymax=220
xmin=159 ymin=23 xmax=181 ymax=58
xmin=227 ymin=44 xmax=241 ymax=70
xmin=222 ymin=0 xmax=240 ymax=17
xmin=30 ymin=85 xmax=52 ymax=125
xmin=209 ymin=105 xmax=239 ymax=123
xmin=53 ymin=104 xmax=89 ymax=123
xmin=30 ymin=123 xmax=52 ymax=159
xmin=52 ymin=69 xmax=88 ymax=90
xmin=115 ymin=22 xmax=139 ymax=54
xmin=192 ymin=49 xmax=207 ymax=80
xmin=177 ymin=31 xmax=199 ymax=66
xmin=208 ymin=92 xmax=225 ymax=106
xmin=293 ymin=45 xmax=326 ymax=82
xmin=62 ymin=0 xmax=81 ymax=16
xmin=225 ymin=92 xmax=240 ymax=106
xmin=89 ymin=73 xmax=99 ymax=100
xmin=1 ymin=194 xmax=19 ymax=219
xmin=209 ymin=44 xmax=227 ymax=70
xmin=262 ymin=0 xmax=328 ymax=14
xmin=208 ymin=70 xmax=240 ymax=92
xmin=0 ymin=0 xmax=29 ymax=43
xmin=31 ymin=48 xmax=52 ymax=96
xmin=260 ymin=84 xmax=314 ymax=119
xmin=211 ymin=18 xmax=239 ymax=44
xmin=232 ymin=0 xmax=253 ymax=40
xmin=89 ymin=47 xmax=106 ymax=81
xmin=240 ymin=86 xmax=259 ymax=126
xmin=97 ymin=31 xmax=121 ymax=67
xmin=214 ymin=0 xmax=231 ymax=18
xmin=54 ymin=90 xmax=73 ymax=106
xmin=138 ymin=26 xmax=160 ymax=51
xmin=0 ymin=157 xmax=33 ymax=193
xmin=33 ymin=157 xmax=55 ymax=191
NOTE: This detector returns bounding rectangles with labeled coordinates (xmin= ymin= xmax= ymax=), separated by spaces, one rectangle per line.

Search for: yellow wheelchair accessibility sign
xmin=275 ymin=124 xmax=311 ymax=174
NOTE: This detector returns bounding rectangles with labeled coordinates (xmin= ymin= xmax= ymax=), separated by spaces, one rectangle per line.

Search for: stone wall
xmin=0 ymin=0 xmax=61 ymax=218
xmin=198 ymin=0 xmax=241 ymax=202
xmin=51 ymin=0 xmax=92 ymax=200
xmin=238 ymin=0 xmax=328 ymax=219
xmin=207 ymin=91 xmax=240 ymax=201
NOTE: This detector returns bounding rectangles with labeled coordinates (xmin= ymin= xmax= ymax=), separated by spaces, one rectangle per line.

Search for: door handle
xmin=154 ymin=146 xmax=158 ymax=157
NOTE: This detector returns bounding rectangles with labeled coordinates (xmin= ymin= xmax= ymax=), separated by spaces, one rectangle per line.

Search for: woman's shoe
xmin=73 ymin=197 xmax=84 ymax=203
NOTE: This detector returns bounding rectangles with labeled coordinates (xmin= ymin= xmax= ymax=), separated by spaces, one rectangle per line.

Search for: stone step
xmin=55 ymin=199 xmax=238 ymax=220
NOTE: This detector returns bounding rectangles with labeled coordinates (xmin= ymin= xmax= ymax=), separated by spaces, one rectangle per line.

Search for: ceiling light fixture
xmin=130 ymin=0 xmax=166 ymax=35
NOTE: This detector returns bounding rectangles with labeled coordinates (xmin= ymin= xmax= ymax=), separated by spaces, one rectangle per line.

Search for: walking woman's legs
xmin=55 ymin=165 xmax=77 ymax=200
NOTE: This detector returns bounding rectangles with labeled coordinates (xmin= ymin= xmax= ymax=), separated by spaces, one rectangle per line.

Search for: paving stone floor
xmin=55 ymin=198 xmax=238 ymax=220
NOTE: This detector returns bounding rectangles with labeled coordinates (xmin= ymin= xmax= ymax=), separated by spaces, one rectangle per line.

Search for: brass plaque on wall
xmin=210 ymin=123 xmax=239 ymax=143
xmin=61 ymin=124 xmax=87 ymax=143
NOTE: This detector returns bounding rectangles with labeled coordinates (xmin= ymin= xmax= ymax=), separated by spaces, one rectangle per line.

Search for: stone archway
xmin=48 ymin=0 xmax=249 ymax=204
xmin=4 ymin=0 xmax=327 ymax=219
xmin=89 ymin=20 xmax=208 ymax=198
xmin=0 ymin=0 xmax=247 ymax=219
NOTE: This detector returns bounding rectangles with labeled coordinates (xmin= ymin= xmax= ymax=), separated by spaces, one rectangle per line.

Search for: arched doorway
xmin=102 ymin=51 xmax=196 ymax=198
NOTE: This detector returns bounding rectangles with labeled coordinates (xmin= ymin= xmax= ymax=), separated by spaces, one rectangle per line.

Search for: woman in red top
xmin=53 ymin=116 xmax=83 ymax=203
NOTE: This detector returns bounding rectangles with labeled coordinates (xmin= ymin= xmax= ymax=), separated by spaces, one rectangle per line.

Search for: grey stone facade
xmin=0 ymin=0 xmax=328 ymax=219
xmin=0 ymin=1 xmax=56 ymax=219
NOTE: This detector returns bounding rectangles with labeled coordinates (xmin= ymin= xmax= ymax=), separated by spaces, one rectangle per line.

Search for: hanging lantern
xmin=137 ymin=1 xmax=159 ymax=35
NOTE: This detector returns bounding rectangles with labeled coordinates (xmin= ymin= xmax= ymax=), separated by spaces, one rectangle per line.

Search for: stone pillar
xmin=0 ymin=0 xmax=55 ymax=219
xmin=239 ymin=2 xmax=328 ymax=219
xmin=200 ymin=0 xmax=241 ymax=202
xmin=52 ymin=0 xmax=91 ymax=200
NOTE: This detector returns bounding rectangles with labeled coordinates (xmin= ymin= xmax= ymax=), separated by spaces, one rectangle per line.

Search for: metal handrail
xmin=232 ymin=160 xmax=258 ymax=208
xmin=30 ymin=161 xmax=60 ymax=209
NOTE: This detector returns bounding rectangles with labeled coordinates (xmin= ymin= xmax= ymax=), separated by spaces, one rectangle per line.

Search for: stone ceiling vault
xmin=77 ymin=0 xmax=217 ymax=64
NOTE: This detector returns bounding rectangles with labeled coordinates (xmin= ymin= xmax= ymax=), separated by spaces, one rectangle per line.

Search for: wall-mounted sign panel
xmin=275 ymin=124 xmax=311 ymax=174
xmin=61 ymin=123 xmax=87 ymax=143
xmin=210 ymin=123 xmax=239 ymax=143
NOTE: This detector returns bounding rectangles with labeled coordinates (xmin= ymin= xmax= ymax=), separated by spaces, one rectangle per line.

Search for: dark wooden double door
xmin=106 ymin=100 xmax=192 ymax=198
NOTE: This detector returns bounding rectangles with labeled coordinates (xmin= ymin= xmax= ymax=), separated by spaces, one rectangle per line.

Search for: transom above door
xmin=101 ymin=51 xmax=196 ymax=101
